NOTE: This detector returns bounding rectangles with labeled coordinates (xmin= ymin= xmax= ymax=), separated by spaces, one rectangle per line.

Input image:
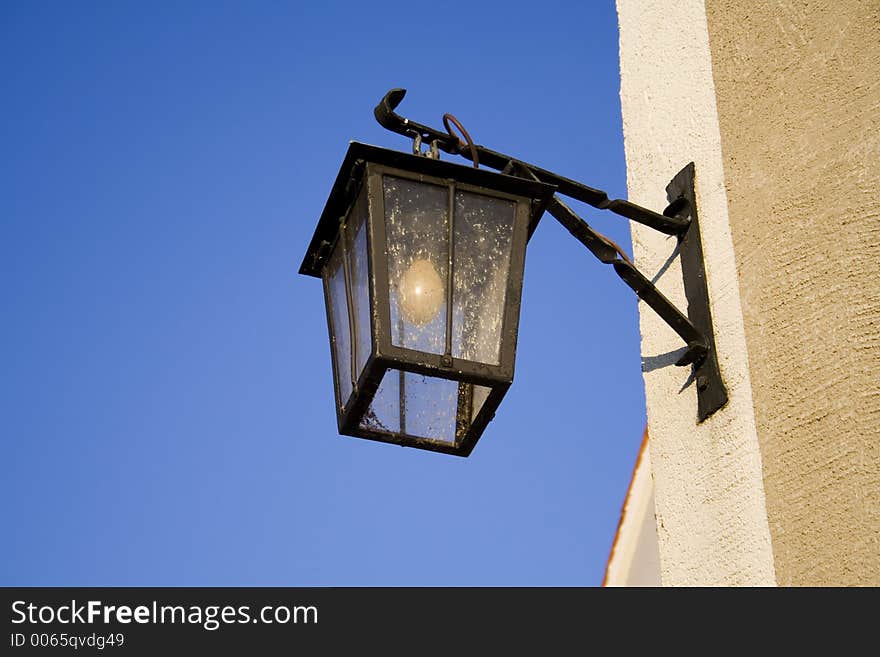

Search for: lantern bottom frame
xmin=337 ymin=351 xmax=511 ymax=457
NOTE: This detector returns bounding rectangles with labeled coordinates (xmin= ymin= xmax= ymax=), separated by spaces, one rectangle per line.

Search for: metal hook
xmin=376 ymin=89 xmax=461 ymax=155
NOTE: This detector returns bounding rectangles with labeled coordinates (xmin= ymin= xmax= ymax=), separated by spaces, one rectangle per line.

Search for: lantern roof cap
xmin=299 ymin=141 xmax=556 ymax=278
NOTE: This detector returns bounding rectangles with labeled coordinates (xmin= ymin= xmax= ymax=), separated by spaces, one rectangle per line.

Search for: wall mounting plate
xmin=666 ymin=163 xmax=729 ymax=421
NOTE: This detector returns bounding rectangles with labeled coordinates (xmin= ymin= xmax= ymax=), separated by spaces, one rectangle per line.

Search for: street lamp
xmin=300 ymin=89 xmax=728 ymax=456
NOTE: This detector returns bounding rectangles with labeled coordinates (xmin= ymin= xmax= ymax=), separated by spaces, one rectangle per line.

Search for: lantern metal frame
xmin=300 ymin=142 xmax=555 ymax=456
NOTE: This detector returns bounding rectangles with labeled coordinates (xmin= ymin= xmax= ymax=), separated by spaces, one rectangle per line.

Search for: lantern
xmin=300 ymin=142 xmax=554 ymax=456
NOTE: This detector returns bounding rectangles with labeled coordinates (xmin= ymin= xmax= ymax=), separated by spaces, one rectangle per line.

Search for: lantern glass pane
xmin=471 ymin=384 xmax=491 ymax=422
xmin=360 ymin=368 xmax=400 ymax=434
xmin=324 ymin=238 xmax=352 ymax=407
xmin=383 ymin=176 xmax=449 ymax=356
xmin=452 ymin=191 xmax=516 ymax=365
xmin=360 ymin=368 xmax=492 ymax=444
xmin=347 ymin=188 xmax=371 ymax=379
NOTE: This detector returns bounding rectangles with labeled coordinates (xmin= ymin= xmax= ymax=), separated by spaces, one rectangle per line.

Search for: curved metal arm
xmin=375 ymin=88 xmax=690 ymax=235
xmin=516 ymin=165 xmax=708 ymax=369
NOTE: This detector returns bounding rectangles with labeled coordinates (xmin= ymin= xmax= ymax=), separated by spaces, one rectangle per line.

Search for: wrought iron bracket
xmin=374 ymin=88 xmax=728 ymax=421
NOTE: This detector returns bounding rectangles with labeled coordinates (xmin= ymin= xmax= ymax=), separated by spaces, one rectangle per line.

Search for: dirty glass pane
xmin=359 ymin=369 xmax=493 ymax=444
xmin=360 ymin=367 xmax=399 ymax=434
xmin=401 ymin=373 xmax=458 ymax=442
xmin=383 ymin=176 xmax=449 ymax=355
xmin=347 ymin=187 xmax=371 ymax=380
xmin=324 ymin=238 xmax=352 ymax=407
xmin=452 ymin=191 xmax=516 ymax=365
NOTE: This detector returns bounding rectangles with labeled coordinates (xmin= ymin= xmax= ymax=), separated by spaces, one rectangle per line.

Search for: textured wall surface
xmin=704 ymin=0 xmax=880 ymax=586
xmin=616 ymin=0 xmax=776 ymax=585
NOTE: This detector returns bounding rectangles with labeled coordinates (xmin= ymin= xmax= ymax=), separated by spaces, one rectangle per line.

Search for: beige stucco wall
xmin=616 ymin=0 xmax=880 ymax=585
xmin=704 ymin=0 xmax=880 ymax=586
xmin=616 ymin=0 xmax=776 ymax=585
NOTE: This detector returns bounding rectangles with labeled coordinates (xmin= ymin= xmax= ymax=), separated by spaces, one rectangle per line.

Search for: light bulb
xmin=398 ymin=259 xmax=444 ymax=325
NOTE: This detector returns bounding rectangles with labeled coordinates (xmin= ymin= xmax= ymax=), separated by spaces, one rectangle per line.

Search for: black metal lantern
xmin=300 ymin=142 xmax=555 ymax=456
xmin=301 ymin=89 xmax=730 ymax=457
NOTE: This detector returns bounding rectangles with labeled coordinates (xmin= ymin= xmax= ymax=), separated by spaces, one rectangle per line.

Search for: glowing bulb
xmin=398 ymin=259 xmax=444 ymax=325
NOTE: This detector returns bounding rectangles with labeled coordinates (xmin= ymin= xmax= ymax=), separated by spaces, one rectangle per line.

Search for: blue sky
xmin=1 ymin=1 xmax=646 ymax=585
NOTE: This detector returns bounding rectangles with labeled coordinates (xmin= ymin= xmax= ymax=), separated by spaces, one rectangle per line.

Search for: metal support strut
xmin=374 ymin=88 xmax=728 ymax=421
